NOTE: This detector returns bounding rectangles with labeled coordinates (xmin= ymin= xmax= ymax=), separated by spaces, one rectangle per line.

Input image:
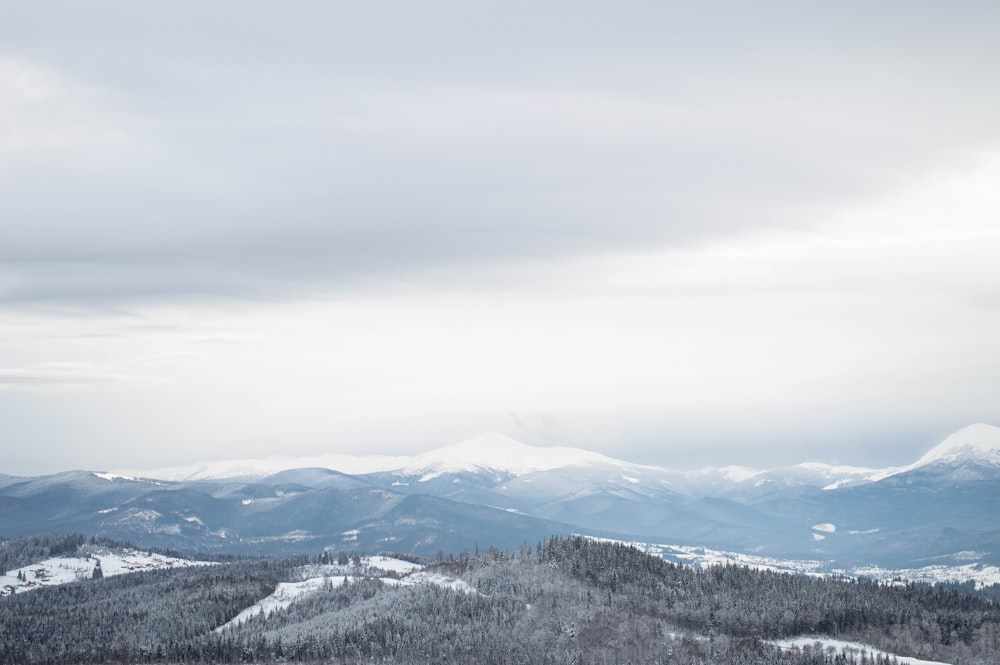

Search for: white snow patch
xmin=770 ymin=637 xmax=951 ymax=665
xmin=1 ymin=549 xmax=213 ymax=595
xmin=113 ymin=451 xmax=411 ymax=481
xmin=951 ymin=550 xmax=985 ymax=562
xmin=812 ymin=523 xmax=837 ymax=533
xmin=621 ymin=475 xmax=640 ymax=484
xmin=93 ymin=472 xmax=135 ymax=481
xmin=215 ymin=556 xmax=474 ymax=633
xmin=687 ymin=465 xmax=761 ymax=484
xmin=812 ymin=533 xmax=826 ymax=541
xmin=585 ymin=535 xmax=1000 ymax=588
xmin=398 ymin=431 xmax=642 ymax=479
xmin=216 ymin=576 xmax=353 ymax=631
xmin=365 ymin=556 xmax=424 ymax=575
xmin=404 ymin=571 xmax=476 ymax=594
xmin=585 ymin=536 xmax=833 ymax=577
xmin=276 ymin=556 xmax=423 ymax=584
xmin=854 ymin=562 xmax=1000 ymax=589
xmin=718 ymin=465 xmax=763 ymax=483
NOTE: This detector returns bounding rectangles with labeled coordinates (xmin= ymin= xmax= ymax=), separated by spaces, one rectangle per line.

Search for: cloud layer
xmin=2 ymin=2 xmax=1000 ymax=474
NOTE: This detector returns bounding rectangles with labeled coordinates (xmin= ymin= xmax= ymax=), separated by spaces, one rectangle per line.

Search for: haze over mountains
xmin=3 ymin=424 xmax=999 ymax=583
xmin=115 ymin=423 xmax=1000 ymax=493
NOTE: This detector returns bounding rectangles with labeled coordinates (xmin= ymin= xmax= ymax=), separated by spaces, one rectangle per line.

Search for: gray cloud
xmin=3 ymin=2 xmax=1000 ymax=475
xmin=0 ymin=362 xmax=135 ymax=392
xmin=3 ymin=2 xmax=1000 ymax=305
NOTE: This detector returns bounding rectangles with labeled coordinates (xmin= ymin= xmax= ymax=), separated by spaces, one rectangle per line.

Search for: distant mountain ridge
xmin=110 ymin=431 xmax=647 ymax=483
xmin=112 ymin=423 xmax=1000 ymax=495
xmin=3 ymin=424 xmax=999 ymax=580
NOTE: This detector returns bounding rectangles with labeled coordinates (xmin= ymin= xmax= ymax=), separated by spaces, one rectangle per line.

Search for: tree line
xmin=0 ymin=534 xmax=997 ymax=664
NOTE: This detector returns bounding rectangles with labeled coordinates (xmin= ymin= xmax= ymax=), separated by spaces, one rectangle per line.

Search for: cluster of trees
xmin=1 ymin=535 xmax=998 ymax=664
xmin=0 ymin=533 xmax=88 ymax=573
xmin=0 ymin=532 xmax=237 ymax=571
xmin=0 ymin=558 xmax=295 ymax=664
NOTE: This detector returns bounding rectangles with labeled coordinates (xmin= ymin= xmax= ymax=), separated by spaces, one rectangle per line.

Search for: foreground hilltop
xmin=1 ymin=535 xmax=996 ymax=665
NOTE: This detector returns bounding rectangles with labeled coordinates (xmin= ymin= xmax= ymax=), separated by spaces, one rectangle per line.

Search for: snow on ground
xmin=403 ymin=571 xmax=476 ymax=594
xmin=216 ymin=576 xmax=355 ymax=631
xmin=853 ymin=562 xmax=1000 ymax=589
xmin=770 ymin=637 xmax=951 ymax=665
xmin=587 ymin=537 xmax=832 ymax=577
xmin=657 ymin=543 xmax=831 ymax=576
xmin=587 ymin=535 xmax=1000 ymax=587
xmin=216 ymin=555 xmax=473 ymax=632
xmin=295 ymin=555 xmax=424 ymax=580
xmin=0 ymin=548 xmax=214 ymax=595
xmin=365 ymin=555 xmax=424 ymax=575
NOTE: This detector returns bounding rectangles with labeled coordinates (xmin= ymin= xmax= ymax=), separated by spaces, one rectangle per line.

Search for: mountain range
xmin=2 ymin=424 xmax=999 ymax=581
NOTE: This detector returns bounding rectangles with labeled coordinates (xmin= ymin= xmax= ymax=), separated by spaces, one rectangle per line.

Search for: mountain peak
xmin=397 ymin=432 xmax=625 ymax=480
xmin=913 ymin=423 xmax=1000 ymax=468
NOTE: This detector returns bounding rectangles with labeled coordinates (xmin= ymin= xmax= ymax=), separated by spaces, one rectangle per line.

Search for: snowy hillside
xmin=595 ymin=536 xmax=1000 ymax=589
xmin=731 ymin=462 xmax=884 ymax=493
xmin=215 ymin=555 xmax=473 ymax=633
xmin=872 ymin=422 xmax=1000 ymax=481
xmin=0 ymin=546 xmax=213 ymax=595
xmin=769 ymin=637 xmax=951 ymax=665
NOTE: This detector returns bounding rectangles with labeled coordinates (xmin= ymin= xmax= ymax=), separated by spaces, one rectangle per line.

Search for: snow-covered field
xmin=216 ymin=555 xmax=475 ymax=632
xmin=587 ymin=536 xmax=1000 ymax=588
xmin=294 ymin=554 xmax=424 ymax=581
xmin=770 ymin=637 xmax=951 ymax=665
xmin=853 ymin=562 xmax=1000 ymax=589
xmin=587 ymin=537 xmax=831 ymax=577
xmin=404 ymin=570 xmax=476 ymax=594
xmin=0 ymin=548 xmax=214 ymax=595
xmin=216 ymin=576 xmax=355 ymax=630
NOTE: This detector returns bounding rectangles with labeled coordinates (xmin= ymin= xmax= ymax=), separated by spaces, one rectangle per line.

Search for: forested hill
xmin=2 ymin=535 xmax=998 ymax=664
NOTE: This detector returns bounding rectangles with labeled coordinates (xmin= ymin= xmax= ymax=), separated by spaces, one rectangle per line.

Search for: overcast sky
xmin=3 ymin=1 xmax=1000 ymax=476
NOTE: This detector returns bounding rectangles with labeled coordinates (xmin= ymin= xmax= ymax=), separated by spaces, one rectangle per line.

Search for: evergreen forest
xmin=1 ymin=534 xmax=998 ymax=664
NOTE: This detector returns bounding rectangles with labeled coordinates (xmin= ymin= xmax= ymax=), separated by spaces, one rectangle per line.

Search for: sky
xmin=3 ymin=1 xmax=1000 ymax=476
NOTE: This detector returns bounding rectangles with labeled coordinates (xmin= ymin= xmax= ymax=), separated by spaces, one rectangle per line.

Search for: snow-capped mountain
xmin=6 ymin=423 xmax=998 ymax=578
xmin=727 ymin=462 xmax=885 ymax=495
xmin=915 ymin=422 xmax=1000 ymax=466
xmin=114 ymin=451 xmax=411 ymax=482
xmin=872 ymin=422 xmax=1000 ymax=482
xmin=114 ymin=431 xmax=648 ymax=483
xmin=114 ymin=425 xmax=1000 ymax=497
xmin=391 ymin=431 xmax=631 ymax=481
